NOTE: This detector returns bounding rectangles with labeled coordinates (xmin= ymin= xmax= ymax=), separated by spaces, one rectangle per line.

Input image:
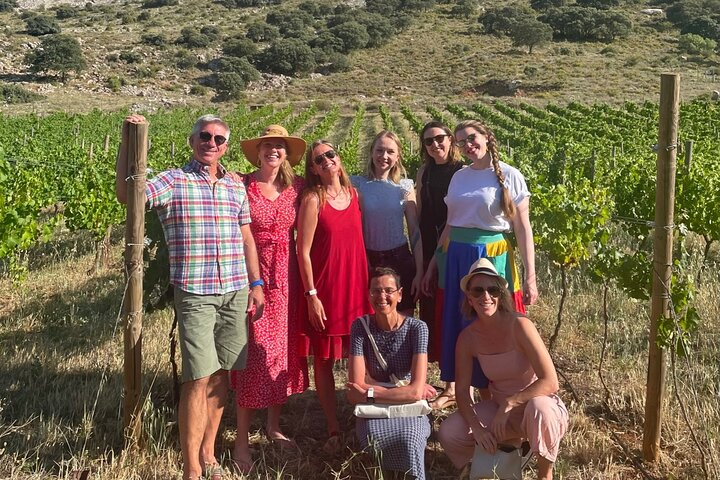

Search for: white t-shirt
xmin=445 ymin=162 xmax=530 ymax=232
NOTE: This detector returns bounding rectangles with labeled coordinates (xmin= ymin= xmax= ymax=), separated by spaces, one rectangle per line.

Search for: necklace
xmin=325 ymin=187 xmax=345 ymax=200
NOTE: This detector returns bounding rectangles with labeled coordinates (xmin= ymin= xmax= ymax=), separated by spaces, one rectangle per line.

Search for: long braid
xmin=487 ymin=133 xmax=516 ymax=219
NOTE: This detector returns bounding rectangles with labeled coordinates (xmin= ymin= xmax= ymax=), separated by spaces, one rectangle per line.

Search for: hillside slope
xmin=0 ymin=0 xmax=718 ymax=114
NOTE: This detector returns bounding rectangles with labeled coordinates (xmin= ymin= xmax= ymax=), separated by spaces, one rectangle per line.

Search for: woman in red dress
xmin=230 ymin=125 xmax=309 ymax=473
xmin=297 ymin=140 xmax=372 ymax=450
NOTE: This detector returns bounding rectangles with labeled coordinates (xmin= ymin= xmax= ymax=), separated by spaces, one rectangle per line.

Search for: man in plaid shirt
xmin=116 ymin=114 xmax=264 ymax=480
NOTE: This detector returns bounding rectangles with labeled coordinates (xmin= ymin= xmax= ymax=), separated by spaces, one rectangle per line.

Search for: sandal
xmin=430 ymin=391 xmax=456 ymax=410
xmin=268 ymin=432 xmax=298 ymax=450
xmin=202 ymin=463 xmax=224 ymax=480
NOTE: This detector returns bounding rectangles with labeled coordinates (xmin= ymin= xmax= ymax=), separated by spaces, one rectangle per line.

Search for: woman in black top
xmin=415 ymin=121 xmax=464 ymax=408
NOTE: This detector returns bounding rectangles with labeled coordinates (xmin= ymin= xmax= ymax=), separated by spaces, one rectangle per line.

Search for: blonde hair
xmin=302 ymin=140 xmax=352 ymax=208
xmin=420 ymin=121 xmax=462 ymax=167
xmin=366 ymin=130 xmax=407 ymax=183
xmin=454 ymin=120 xmax=516 ymax=219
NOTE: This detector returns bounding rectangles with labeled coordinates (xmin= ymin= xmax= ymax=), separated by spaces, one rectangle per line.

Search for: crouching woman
xmin=346 ymin=267 xmax=437 ymax=480
xmin=438 ymin=259 xmax=568 ymax=480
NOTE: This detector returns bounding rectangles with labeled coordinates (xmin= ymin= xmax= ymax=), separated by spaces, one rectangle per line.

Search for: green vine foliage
xmin=533 ymin=178 xmax=613 ymax=268
xmin=657 ymin=264 xmax=700 ymax=357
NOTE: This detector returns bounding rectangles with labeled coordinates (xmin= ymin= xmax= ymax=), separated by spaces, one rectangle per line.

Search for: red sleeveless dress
xmin=298 ymin=190 xmax=372 ymax=360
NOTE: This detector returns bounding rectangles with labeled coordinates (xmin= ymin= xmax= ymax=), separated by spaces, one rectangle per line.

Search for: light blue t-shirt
xmin=351 ymin=175 xmax=414 ymax=251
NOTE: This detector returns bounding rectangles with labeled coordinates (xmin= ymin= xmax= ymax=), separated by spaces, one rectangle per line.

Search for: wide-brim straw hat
xmin=459 ymin=258 xmax=508 ymax=294
xmin=240 ymin=124 xmax=307 ymax=167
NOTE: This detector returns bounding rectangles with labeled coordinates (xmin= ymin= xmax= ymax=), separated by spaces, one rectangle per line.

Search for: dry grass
xmin=1 ymin=230 xmax=719 ymax=479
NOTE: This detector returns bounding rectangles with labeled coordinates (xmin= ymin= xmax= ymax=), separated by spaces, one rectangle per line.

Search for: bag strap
xmin=360 ymin=315 xmax=402 ymax=385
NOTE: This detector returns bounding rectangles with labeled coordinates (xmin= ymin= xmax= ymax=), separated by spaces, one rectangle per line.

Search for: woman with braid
xmin=422 ymin=120 xmax=537 ymax=405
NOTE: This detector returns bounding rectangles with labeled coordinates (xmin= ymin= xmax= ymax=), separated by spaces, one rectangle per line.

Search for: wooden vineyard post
xmin=123 ymin=121 xmax=148 ymax=444
xmin=642 ymin=73 xmax=679 ymax=461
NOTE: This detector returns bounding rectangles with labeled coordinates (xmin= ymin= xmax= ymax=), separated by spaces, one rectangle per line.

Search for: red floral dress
xmin=231 ymin=175 xmax=308 ymax=409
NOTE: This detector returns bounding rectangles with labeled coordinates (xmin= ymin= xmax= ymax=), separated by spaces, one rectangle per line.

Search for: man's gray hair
xmin=190 ymin=114 xmax=230 ymax=141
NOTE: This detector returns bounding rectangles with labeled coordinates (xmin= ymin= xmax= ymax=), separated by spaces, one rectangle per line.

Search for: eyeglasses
xmin=454 ymin=134 xmax=477 ymax=149
xmin=313 ymin=150 xmax=337 ymax=165
xmin=198 ymin=131 xmax=227 ymax=146
xmin=467 ymin=285 xmax=503 ymax=298
xmin=423 ymin=134 xmax=450 ymax=147
xmin=370 ymin=287 xmax=400 ymax=297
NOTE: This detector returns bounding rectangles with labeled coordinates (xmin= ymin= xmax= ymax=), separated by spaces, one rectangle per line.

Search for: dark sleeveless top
xmin=419 ymin=161 xmax=464 ymax=262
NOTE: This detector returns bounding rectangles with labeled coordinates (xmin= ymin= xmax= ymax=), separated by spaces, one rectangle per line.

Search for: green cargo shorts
xmin=174 ymin=287 xmax=249 ymax=382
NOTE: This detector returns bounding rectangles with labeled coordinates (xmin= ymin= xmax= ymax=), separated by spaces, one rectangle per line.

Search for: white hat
xmin=459 ymin=258 xmax=508 ymax=294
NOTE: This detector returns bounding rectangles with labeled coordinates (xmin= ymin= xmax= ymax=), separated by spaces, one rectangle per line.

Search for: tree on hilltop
xmin=25 ymin=34 xmax=86 ymax=82
xmin=511 ymin=17 xmax=553 ymax=53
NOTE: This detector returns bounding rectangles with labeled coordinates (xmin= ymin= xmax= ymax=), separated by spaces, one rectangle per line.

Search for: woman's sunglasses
xmin=423 ymin=134 xmax=450 ymax=147
xmin=454 ymin=134 xmax=477 ymax=149
xmin=467 ymin=285 xmax=503 ymax=298
xmin=313 ymin=150 xmax=337 ymax=165
xmin=198 ymin=131 xmax=227 ymax=146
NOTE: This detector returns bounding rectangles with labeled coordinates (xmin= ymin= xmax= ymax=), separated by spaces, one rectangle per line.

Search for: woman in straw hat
xmin=230 ymin=125 xmax=309 ymax=473
xmin=438 ymin=258 xmax=567 ymax=480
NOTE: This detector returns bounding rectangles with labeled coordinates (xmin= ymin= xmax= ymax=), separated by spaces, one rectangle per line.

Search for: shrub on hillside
xmin=177 ymin=27 xmax=212 ymax=48
xmin=245 ymin=21 xmax=279 ymax=42
xmin=479 ymin=5 xmax=536 ymax=35
xmin=576 ymin=0 xmax=619 ymax=9
xmin=360 ymin=13 xmax=394 ymax=47
xmin=265 ymin=9 xmax=314 ymax=38
xmin=330 ymin=21 xmax=370 ymax=52
xmin=200 ymin=25 xmax=221 ymax=41
xmin=141 ymin=33 xmax=168 ymax=46
xmin=119 ymin=50 xmax=143 ymax=63
xmin=25 ymin=34 xmax=86 ymax=82
xmin=451 ymin=0 xmax=480 ymax=19
xmin=539 ymin=6 xmax=631 ymax=42
xmin=213 ymin=72 xmax=246 ymax=100
xmin=319 ymin=52 xmax=350 ymax=74
xmin=54 ymin=5 xmax=79 ymax=18
xmin=682 ymin=17 xmax=720 ymax=42
xmin=223 ymin=38 xmax=258 ymax=58
xmin=175 ymin=49 xmax=198 ymax=70
xmin=530 ymin=0 xmax=568 ymax=11
xmin=311 ymin=30 xmax=344 ymax=54
xmin=679 ymin=33 xmax=717 ymax=56
xmin=217 ymin=0 xmax=281 ymax=6
xmin=0 ymin=0 xmax=18 ymax=11
xmin=25 ymin=15 xmax=61 ymax=36
xmin=0 ymin=83 xmax=44 ymax=103
xmin=257 ymin=38 xmax=315 ymax=75
xmin=214 ymin=56 xmax=261 ymax=83
xmin=142 ymin=0 xmax=178 ymax=8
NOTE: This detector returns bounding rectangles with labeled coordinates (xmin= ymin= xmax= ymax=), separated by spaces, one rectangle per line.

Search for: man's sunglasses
xmin=423 ymin=134 xmax=450 ymax=147
xmin=313 ymin=150 xmax=337 ymax=165
xmin=467 ymin=285 xmax=503 ymax=298
xmin=198 ymin=131 xmax=227 ymax=146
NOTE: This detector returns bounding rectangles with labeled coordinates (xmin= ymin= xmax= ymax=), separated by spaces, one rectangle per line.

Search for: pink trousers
xmin=438 ymin=395 xmax=568 ymax=468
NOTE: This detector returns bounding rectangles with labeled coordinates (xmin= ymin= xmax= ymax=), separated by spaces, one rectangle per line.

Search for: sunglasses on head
xmin=423 ymin=134 xmax=450 ymax=147
xmin=455 ymin=134 xmax=478 ymax=149
xmin=467 ymin=285 xmax=503 ymax=298
xmin=313 ymin=150 xmax=337 ymax=165
xmin=198 ymin=131 xmax=227 ymax=146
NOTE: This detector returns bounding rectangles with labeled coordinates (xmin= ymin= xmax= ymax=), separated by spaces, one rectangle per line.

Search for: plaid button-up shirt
xmin=146 ymin=159 xmax=251 ymax=295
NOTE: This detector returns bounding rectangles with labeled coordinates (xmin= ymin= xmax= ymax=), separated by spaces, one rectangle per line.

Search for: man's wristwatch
xmin=366 ymin=387 xmax=375 ymax=404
